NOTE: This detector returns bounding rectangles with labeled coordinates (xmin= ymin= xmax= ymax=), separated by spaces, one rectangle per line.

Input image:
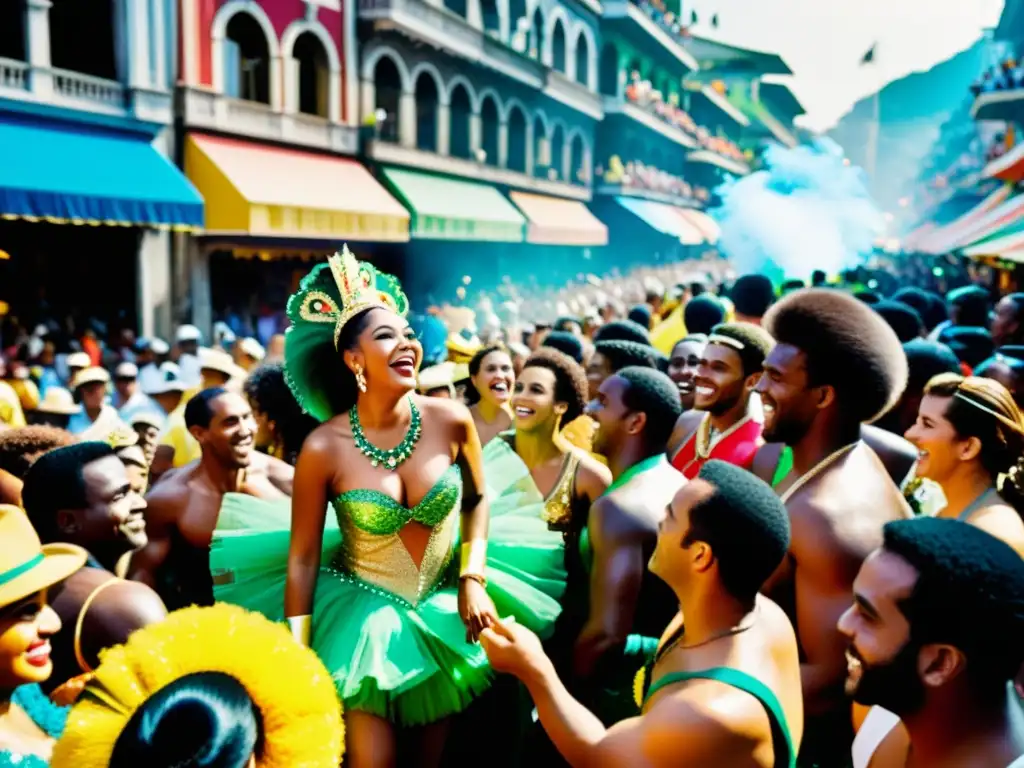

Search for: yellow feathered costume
xmin=51 ymin=604 xmax=344 ymax=768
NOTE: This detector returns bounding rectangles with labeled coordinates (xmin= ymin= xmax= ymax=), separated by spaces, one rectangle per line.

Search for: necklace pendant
xmin=371 ymin=459 xmax=379 ymax=468
xmin=387 ymin=457 xmax=396 ymax=468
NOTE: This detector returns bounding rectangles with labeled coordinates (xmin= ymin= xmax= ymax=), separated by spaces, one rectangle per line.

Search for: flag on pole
xmin=861 ymin=43 xmax=877 ymax=65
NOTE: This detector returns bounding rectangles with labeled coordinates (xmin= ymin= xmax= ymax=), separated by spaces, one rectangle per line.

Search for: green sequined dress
xmin=209 ymin=437 xmax=566 ymax=726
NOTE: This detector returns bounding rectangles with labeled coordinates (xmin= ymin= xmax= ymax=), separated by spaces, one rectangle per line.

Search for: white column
xmin=498 ymin=120 xmax=508 ymax=168
xmin=180 ymin=0 xmax=198 ymax=85
xmin=343 ymin=0 xmax=358 ymax=123
xmin=270 ymin=55 xmax=284 ymax=111
xmin=25 ymin=0 xmax=52 ymax=98
xmin=361 ymin=78 xmax=376 ymax=124
xmin=399 ymin=91 xmax=416 ymax=147
xmin=125 ymin=0 xmax=152 ymax=88
xmin=436 ymin=102 xmax=450 ymax=155
xmin=188 ymin=240 xmax=213 ymax=340
xmin=466 ymin=0 xmax=483 ymax=29
xmin=283 ymin=56 xmax=298 ymax=113
xmin=151 ymin=0 xmax=167 ymax=87
xmin=328 ymin=69 xmax=342 ymax=122
xmin=469 ymin=112 xmax=482 ymax=157
xmin=137 ymin=230 xmax=173 ymax=338
xmin=524 ymin=119 xmax=534 ymax=174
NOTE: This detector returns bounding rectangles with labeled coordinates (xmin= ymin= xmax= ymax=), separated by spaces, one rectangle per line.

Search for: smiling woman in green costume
xmin=209 ymin=247 xmax=567 ymax=768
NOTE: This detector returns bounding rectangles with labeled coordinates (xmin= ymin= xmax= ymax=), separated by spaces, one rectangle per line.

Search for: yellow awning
xmin=185 ymin=134 xmax=409 ymax=242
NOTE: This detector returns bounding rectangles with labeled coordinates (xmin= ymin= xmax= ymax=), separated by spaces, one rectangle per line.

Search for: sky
xmin=685 ymin=0 xmax=1006 ymax=132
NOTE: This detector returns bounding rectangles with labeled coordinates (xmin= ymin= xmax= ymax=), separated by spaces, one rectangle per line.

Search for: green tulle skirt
xmin=209 ymin=438 xmax=565 ymax=727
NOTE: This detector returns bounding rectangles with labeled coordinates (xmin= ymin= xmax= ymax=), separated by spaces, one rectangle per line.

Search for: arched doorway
xmin=49 ymin=0 xmax=117 ymax=81
xmin=551 ymin=19 xmax=567 ymax=74
xmin=530 ymin=8 xmax=544 ymax=60
xmin=373 ymin=56 xmax=403 ymax=143
xmin=414 ymin=72 xmax=439 ymax=152
xmin=293 ymin=32 xmax=329 ymax=117
xmin=481 ymin=0 xmax=501 ymax=37
xmin=221 ymin=12 xmax=272 ymax=103
xmin=569 ymin=133 xmax=586 ymax=184
xmin=575 ymin=30 xmax=590 ymax=86
xmin=507 ymin=106 xmax=528 ymax=173
xmin=550 ymin=124 xmax=565 ymax=180
xmin=480 ymin=95 xmax=500 ymax=167
xmin=599 ymin=43 xmax=618 ymax=96
xmin=449 ymin=84 xmax=473 ymax=159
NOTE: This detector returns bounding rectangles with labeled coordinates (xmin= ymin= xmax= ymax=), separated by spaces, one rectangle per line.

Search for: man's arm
xmin=666 ymin=411 xmax=702 ymax=459
xmin=790 ymin=499 xmax=862 ymax=716
xmin=82 ymin=580 xmax=167 ymax=667
xmin=127 ymin=489 xmax=180 ymax=589
xmin=262 ymin=453 xmax=295 ymax=496
xmin=572 ymin=496 xmax=646 ymax=679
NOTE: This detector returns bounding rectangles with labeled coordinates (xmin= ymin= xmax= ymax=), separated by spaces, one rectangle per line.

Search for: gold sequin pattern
xmin=542 ymin=453 xmax=581 ymax=527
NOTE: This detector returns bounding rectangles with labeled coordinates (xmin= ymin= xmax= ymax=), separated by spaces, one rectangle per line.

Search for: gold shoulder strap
xmin=74 ymin=577 xmax=122 ymax=674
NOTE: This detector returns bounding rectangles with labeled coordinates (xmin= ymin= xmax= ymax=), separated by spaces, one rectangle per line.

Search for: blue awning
xmin=0 ymin=114 xmax=203 ymax=230
xmin=615 ymin=197 xmax=705 ymax=244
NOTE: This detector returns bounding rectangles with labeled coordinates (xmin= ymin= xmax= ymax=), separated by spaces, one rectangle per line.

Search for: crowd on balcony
xmin=624 ymin=73 xmax=744 ymax=160
xmin=970 ymin=57 xmax=1024 ymax=95
xmin=631 ymin=0 xmax=692 ymax=49
xmin=597 ymin=155 xmax=710 ymax=203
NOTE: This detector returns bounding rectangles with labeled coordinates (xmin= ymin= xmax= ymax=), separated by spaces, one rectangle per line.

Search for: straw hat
xmin=71 ymin=366 xmax=111 ymax=390
xmin=66 ymin=352 xmax=91 ymax=370
xmin=35 ymin=387 xmax=82 ymax=415
xmin=0 ymin=505 xmax=87 ymax=608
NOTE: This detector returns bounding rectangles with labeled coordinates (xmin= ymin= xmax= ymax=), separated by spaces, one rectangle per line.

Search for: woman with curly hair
xmin=51 ymin=604 xmax=343 ymax=768
xmin=243 ymin=362 xmax=318 ymax=465
xmin=905 ymin=373 xmax=1024 ymax=555
xmin=208 ymin=248 xmax=569 ymax=767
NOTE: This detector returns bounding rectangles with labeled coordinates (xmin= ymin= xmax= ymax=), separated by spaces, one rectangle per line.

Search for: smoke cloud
xmin=713 ymin=139 xmax=884 ymax=284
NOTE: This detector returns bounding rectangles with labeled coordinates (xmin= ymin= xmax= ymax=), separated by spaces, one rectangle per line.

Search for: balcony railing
xmin=602 ymin=0 xmax=698 ymax=71
xmin=0 ymin=58 xmax=29 ymax=92
xmin=179 ymin=86 xmax=359 ymax=155
xmin=594 ymin=158 xmax=709 ymax=208
xmin=361 ymin=0 xmax=602 ymax=117
xmin=52 ymin=68 xmax=125 ymax=109
xmin=366 ymin=140 xmax=592 ymax=200
xmin=603 ymin=95 xmax=697 ymax=148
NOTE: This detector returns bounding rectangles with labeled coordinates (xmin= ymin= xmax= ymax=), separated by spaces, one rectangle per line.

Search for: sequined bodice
xmin=329 ymin=466 xmax=463 ymax=605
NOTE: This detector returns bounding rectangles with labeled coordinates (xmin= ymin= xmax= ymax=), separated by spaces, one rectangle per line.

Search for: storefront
xmin=0 ymin=102 xmax=203 ymax=339
xmin=183 ymin=133 xmax=410 ymax=339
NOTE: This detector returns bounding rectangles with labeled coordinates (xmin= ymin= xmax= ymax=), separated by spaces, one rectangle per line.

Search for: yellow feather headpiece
xmin=51 ymin=604 xmax=344 ymax=768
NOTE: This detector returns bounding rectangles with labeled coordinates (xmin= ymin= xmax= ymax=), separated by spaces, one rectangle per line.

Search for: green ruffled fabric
xmin=210 ymin=441 xmax=566 ymax=727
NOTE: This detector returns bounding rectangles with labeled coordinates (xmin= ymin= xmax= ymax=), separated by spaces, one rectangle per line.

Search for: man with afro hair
xmin=752 ymin=288 xmax=912 ymax=766
xmin=668 ymin=322 xmax=774 ymax=478
xmin=592 ymin=319 xmax=651 ymax=346
xmin=480 ymin=460 xmax=802 ymax=768
xmin=842 ymin=519 xmax=1024 ymax=767
xmin=730 ymin=273 xmax=776 ymax=325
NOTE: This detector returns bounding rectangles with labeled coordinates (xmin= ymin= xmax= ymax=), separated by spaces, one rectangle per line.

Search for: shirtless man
xmin=482 ymin=460 xmax=803 ymax=767
xmin=754 ymin=289 xmax=912 ymax=766
xmin=842 ymin=519 xmax=1024 ymax=768
xmin=20 ymin=442 xmax=166 ymax=693
xmin=567 ymin=368 xmax=684 ymax=718
xmin=668 ymin=322 xmax=774 ymax=477
xmin=130 ymin=388 xmax=293 ymax=610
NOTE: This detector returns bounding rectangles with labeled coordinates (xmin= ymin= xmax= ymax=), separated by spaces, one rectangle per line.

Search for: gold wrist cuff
xmin=460 ymin=539 xmax=487 ymax=578
xmin=286 ymin=614 xmax=312 ymax=646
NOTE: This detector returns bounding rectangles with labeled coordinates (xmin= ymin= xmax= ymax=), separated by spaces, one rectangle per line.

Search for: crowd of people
xmin=1 ymin=246 xmax=1024 ymax=767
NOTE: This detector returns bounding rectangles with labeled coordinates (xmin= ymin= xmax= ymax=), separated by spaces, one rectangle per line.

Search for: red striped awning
xmin=919 ymin=185 xmax=1014 ymax=254
xmin=983 ymin=143 xmax=1024 ymax=183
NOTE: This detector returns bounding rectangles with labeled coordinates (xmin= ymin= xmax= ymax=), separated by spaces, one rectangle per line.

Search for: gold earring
xmin=354 ymin=365 xmax=367 ymax=393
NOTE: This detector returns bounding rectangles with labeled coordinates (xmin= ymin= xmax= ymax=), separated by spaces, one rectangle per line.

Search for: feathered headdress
xmin=51 ymin=604 xmax=344 ymax=768
xmin=284 ymin=246 xmax=410 ymax=422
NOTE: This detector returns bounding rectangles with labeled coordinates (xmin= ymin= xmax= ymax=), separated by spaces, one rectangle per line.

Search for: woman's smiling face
xmin=0 ymin=590 xmax=62 ymax=689
xmin=473 ymin=350 xmax=514 ymax=407
xmin=511 ymin=366 xmax=562 ymax=433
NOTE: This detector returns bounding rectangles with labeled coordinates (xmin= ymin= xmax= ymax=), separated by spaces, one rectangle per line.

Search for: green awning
xmin=381 ymin=167 xmax=525 ymax=242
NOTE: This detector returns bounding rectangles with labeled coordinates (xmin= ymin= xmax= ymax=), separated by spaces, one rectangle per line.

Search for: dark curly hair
xmin=0 ymin=425 xmax=77 ymax=479
xmin=522 ymin=347 xmax=589 ymax=425
xmin=243 ymin=363 xmax=319 ymax=464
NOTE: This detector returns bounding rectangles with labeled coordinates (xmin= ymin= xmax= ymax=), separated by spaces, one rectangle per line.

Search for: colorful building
xmin=0 ymin=0 xmax=201 ymax=338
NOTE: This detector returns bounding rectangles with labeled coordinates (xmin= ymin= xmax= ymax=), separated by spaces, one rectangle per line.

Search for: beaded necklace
xmin=349 ymin=397 xmax=423 ymax=469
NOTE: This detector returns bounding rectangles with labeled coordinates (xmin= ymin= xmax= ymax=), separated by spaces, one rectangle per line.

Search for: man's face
xmin=755 ymin=344 xmax=819 ymax=445
xmin=694 ymin=343 xmax=749 ymax=416
xmin=585 ymin=352 xmax=613 ymax=402
xmin=990 ymin=297 xmax=1019 ymax=346
xmin=59 ymin=455 xmax=148 ymax=553
xmin=193 ymin=393 xmax=257 ymax=469
xmin=837 ymin=549 xmax=927 ymax=714
xmin=133 ymin=424 xmax=160 ymax=465
xmin=114 ymin=376 xmax=135 ymax=401
xmin=649 ymin=480 xmax=713 ymax=587
xmin=587 ymin=375 xmax=636 ymax=456
xmin=79 ymin=382 xmax=106 ymax=410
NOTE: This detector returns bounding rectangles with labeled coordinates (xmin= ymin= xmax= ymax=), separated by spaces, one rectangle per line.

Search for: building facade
xmin=0 ymin=0 xmax=200 ymax=339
